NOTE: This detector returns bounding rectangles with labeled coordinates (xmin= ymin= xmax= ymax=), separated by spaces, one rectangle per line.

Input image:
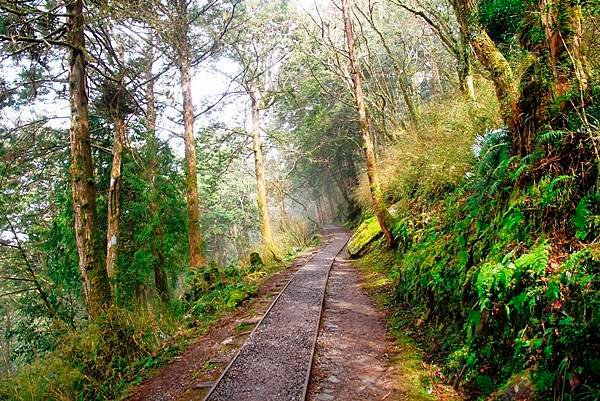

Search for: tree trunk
xmin=145 ymin=36 xmax=169 ymax=301
xmin=105 ymin=116 xmax=124 ymax=285
xmin=457 ymin=35 xmax=476 ymax=100
xmin=231 ymin=224 xmax=244 ymax=260
xmin=452 ymin=0 xmax=517 ymax=121
xmin=341 ymin=0 xmax=395 ymax=249
xmin=249 ymin=82 xmax=274 ymax=250
xmin=178 ymin=42 xmax=204 ymax=269
xmin=398 ymin=78 xmax=420 ymax=126
xmin=326 ymin=184 xmax=337 ymax=222
xmin=326 ymin=164 xmax=354 ymax=209
xmin=510 ymin=0 xmax=590 ymax=156
xmin=66 ymin=0 xmax=111 ymax=319
xmin=276 ymin=187 xmax=287 ymax=224
xmin=106 ymin=40 xmax=126 ymax=293
xmin=543 ymin=0 xmax=589 ymax=96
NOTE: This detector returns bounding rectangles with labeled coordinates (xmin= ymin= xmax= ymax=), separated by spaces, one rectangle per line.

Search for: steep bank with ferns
xmin=349 ymin=80 xmax=599 ymax=399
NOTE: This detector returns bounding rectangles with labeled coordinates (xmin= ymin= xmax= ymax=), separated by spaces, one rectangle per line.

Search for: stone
xmin=250 ymin=252 xmax=263 ymax=269
xmin=194 ymin=381 xmax=215 ymax=389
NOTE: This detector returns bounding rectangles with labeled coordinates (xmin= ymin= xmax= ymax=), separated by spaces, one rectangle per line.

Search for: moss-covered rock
xmin=489 ymin=369 xmax=533 ymax=401
xmin=348 ymin=216 xmax=382 ymax=257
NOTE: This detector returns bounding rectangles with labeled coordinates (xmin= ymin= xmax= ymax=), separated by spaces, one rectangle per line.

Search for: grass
xmin=355 ymin=80 xmax=501 ymax=212
xmin=234 ymin=322 xmax=255 ymax=333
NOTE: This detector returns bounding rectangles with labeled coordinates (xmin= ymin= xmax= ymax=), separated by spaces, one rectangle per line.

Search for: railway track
xmin=203 ymin=225 xmax=349 ymax=401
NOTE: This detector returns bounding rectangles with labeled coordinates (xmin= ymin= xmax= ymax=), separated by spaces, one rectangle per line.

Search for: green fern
xmin=514 ymin=241 xmax=550 ymax=277
xmin=510 ymin=151 xmax=541 ymax=181
xmin=572 ymin=194 xmax=599 ymax=240
xmin=537 ymin=129 xmax=565 ymax=146
xmin=535 ymin=175 xmax=574 ymax=208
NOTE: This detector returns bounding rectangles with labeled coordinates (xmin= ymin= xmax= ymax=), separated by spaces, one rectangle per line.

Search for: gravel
xmin=205 ymin=226 xmax=349 ymax=401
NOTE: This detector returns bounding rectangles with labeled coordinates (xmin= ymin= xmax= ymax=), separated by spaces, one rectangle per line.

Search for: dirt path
xmin=307 ymin=247 xmax=403 ymax=401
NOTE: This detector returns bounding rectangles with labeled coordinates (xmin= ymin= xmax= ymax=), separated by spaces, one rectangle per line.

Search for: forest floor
xmin=126 ymin=227 xmax=460 ymax=401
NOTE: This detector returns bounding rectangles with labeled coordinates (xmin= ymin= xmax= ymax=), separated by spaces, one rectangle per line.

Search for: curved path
xmin=204 ymin=226 xmax=349 ymax=401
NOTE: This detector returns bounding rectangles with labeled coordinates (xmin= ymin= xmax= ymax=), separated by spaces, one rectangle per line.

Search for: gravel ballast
xmin=205 ymin=226 xmax=349 ymax=401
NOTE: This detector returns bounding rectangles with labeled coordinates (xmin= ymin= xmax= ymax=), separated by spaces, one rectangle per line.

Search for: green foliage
xmin=185 ymin=262 xmax=256 ymax=319
xmin=196 ymin=126 xmax=259 ymax=264
xmin=113 ymin=134 xmax=189 ymax=304
xmin=354 ymin=122 xmax=599 ymax=399
xmin=479 ymin=0 xmax=526 ymax=46
xmin=0 ymin=306 xmax=183 ymax=401
xmin=573 ymin=193 xmax=600 ymax=240
xmin=0 ymin=252 xmax=293 ymax=401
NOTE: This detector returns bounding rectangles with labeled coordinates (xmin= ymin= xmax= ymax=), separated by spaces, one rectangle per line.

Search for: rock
xmin=347 ymin=202 xmax=402 ymax=258
xmin=347 ymin=217 xmax=382 ymax=258
xmin=249 ymin=252 xmax=263 ymax=269
xmin=315 ymin=393 xmax=334 ymax=401
xmin=490 ymin=369 xmax=533 ymax=401
xmin=325 ymin=323 xmax=340 ymax=331
xmin=194 ymin=381 xmax=215 ymax=389
xmin=327 ymin=375 xmax=340 ymax=384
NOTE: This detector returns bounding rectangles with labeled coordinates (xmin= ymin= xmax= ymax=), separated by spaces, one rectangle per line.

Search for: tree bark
xmin=398 ymin=78 xmax=420 ymax=126
xmin=66 ymin=0 xmax=111 ymax=319
xmin=145 ymin=36 xmax=169 ymax=301
xmin=452 ymin=0 xmax=517 ymax=121
xmin=249 ymin=82 xmax=274 ymax=250
xmin=105 ymin=116 xmax=124 ymax=285
xmin=457 ymin=34 xmax=476 ymax=100
xmin=177 ymin=39 xmax=204 ymax=269
xmin=341 ymin=0 xmax=395 ymax=249
xmin=510 ymin=0 xmax=590 ymax=156
xmin=105 ymin=40 xmax=126 ymax=292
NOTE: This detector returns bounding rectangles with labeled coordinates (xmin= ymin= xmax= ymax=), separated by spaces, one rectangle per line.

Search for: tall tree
xmin=341 ymin=0 xmax=395 ymax=248
xmin=249 ymin=80 xmax=274 ymax=249
xmin=151 ymin=0 xmax=237 ymax=268
xmin=66 ymin=0 xmax=112 ymax=317
xmin=144 ymin=34 xmax=169 ymax=300
xmin=104 ymin=39 xmax=128 ymax=289
xmin=229 ymin=0 xmax=292 ymax=252
xmin=173 ymin=0 xmax=204 ymax=268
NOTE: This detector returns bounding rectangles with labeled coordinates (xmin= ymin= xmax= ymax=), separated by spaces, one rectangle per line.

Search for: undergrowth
xmin=0 ymin=232 xmax=318 ymax=401
xmin=352 ymin=86 xmax=599 ymax=399
xmin=355 ymin=80 xmax=502 ymax=211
